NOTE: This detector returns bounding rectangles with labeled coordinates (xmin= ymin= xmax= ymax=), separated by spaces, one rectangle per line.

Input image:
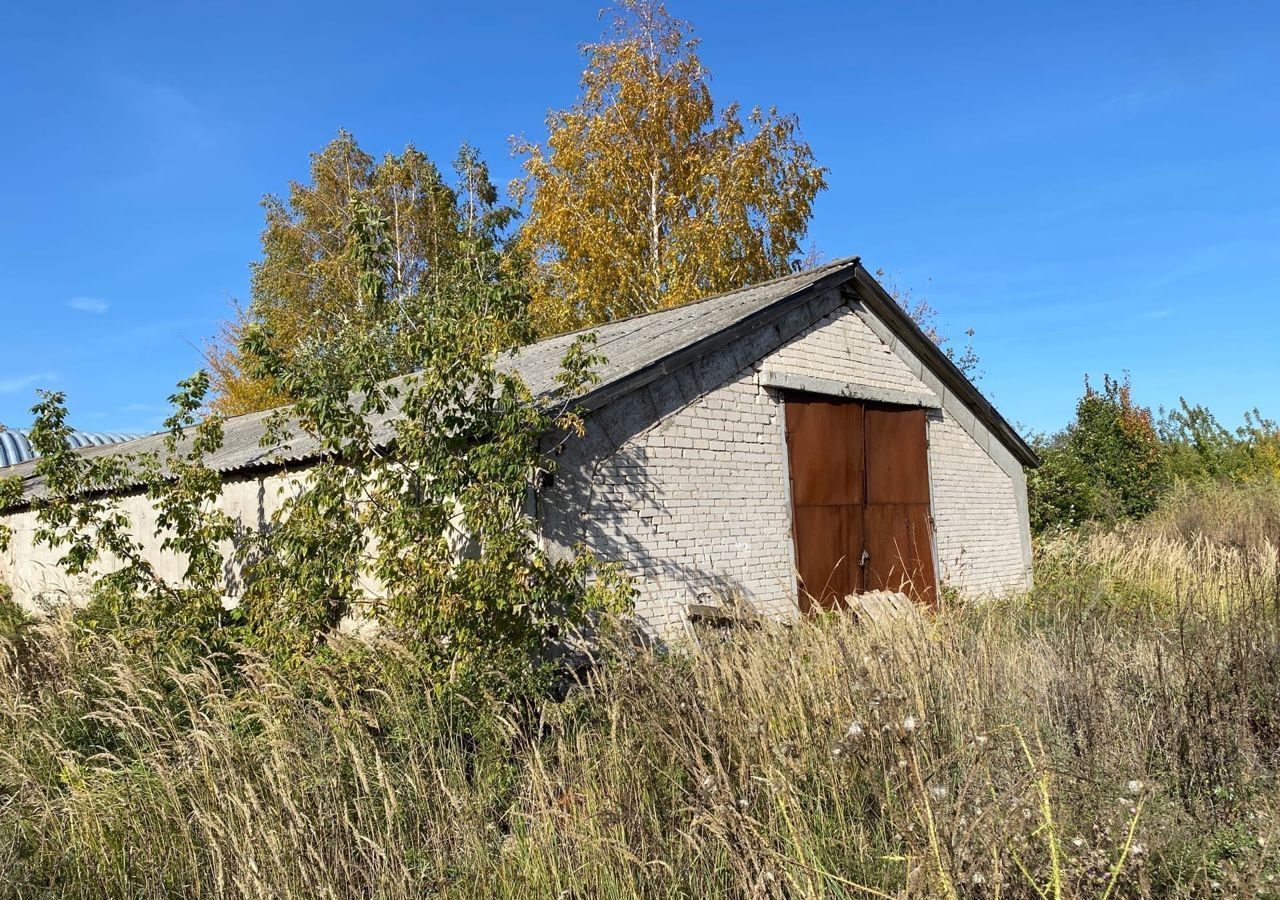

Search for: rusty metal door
xmin=863 ymin=405 xmax=937 ymax=603
xmin=785 ymin=395 xmax=936 ymax=610
xmin=784 ymin=395 xmax=864 ymax=611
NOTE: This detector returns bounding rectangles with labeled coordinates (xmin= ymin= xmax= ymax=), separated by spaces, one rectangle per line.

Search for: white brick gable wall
xmin=552 ymin=288 xmax=1031 ymax=639
xmin=769 ymin=304 xmax=929 ymax=393
xmin=928 ymin=412 xmax=1029 ymax=594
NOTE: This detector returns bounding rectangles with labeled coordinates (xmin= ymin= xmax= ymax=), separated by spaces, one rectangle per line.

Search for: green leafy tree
xmin=25 ymin=377 xmax=234 ymax=652
xmin=1026 ymin=434 xmax=1096 ymax=534
xmin=513 ymin=0 xmax=828 ymax=335
xmin=1159 ymin=400 xmax=1280 ymax=484
xmin=1158 ymin=399 xmax=1240 ymax=483
xmin=1029 ymin=374 xmax=1167 ymax=532
xmin=210 ymin=132 xmax=523 ymax=415
xmin=235 ymin=214 xmax=632 ymax=680
xmin=22 ymin=200 xmax=632 ymax=687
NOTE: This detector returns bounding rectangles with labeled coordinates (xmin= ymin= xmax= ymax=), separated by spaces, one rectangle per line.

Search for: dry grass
xmin=3 ymin=485 xmax=1280 ymax=898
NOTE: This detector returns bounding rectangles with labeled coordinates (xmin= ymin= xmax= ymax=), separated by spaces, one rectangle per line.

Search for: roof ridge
xmin=2 ymin=428 xmax=150 ymax=437
xmin=525 ymin=256 xmax=861 ymax=348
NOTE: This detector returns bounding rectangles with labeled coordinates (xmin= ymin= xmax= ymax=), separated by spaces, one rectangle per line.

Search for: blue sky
xmin=0 ymin=1 xmax=1275 ymax=436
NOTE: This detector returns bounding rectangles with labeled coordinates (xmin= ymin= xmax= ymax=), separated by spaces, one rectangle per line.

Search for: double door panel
xmin=785 ymin=395 xmax=937 ymax=610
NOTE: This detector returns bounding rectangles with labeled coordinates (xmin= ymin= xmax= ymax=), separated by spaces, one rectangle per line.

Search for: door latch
xmin=859 ymin=549 xmax=870 ymax=567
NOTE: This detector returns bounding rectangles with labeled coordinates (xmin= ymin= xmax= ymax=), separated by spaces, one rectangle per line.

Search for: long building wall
xmin=2 ymin=288 xmax=1032 ymax=634
xmin=563 ymin=290 xmax=1031 ymax=638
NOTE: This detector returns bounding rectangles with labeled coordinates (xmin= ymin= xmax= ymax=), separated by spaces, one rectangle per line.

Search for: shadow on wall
xmin=219 ymin=477 xmax=272 ymax=600
xmin=571 ymin=440 xmax=767 ymax=638
xmin=8 ymin=563 xmax=86 ymax=616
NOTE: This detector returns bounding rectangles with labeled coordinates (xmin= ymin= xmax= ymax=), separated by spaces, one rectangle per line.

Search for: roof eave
xmin=846 ymin=263 xmax=1041 ymax=469
xmin=564 ymin=260 xmax=865 ymax=414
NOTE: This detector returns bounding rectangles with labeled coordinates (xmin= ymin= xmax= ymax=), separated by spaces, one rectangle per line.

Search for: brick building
xmin=0 ymin=258 xmax=1037 ymax=639
xmin=522 ymin=258 xmax=1037 ymax=637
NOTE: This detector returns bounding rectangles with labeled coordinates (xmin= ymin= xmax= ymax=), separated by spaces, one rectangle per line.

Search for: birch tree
xmin=513 ymin=0 xmax=828 ymax=335
xmin=209 ymin=132 xmax=520 ymax=414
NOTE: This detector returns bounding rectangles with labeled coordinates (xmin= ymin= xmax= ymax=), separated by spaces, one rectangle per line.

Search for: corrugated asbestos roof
xmin=498 ymin=258 xmax=863 ymax=401
xmin=0 ymin=430 xmax=148 ymax=469
xmin=0 ymin=258 xmax=1036 ymax=507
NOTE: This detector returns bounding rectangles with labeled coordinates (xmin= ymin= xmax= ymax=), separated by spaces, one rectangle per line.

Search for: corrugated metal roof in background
xmin=0 ymin=430 xmax=149 ymax=469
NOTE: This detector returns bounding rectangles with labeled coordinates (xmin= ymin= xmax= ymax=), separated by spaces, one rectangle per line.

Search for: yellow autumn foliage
xmin=208 ymin=133 xmax=510 ymax=416
xmin=513 ymin=1 xmax=828 ymax=336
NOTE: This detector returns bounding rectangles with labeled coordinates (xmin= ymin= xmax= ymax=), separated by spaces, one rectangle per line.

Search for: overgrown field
xmin=3 ymin=483 xmax=1280 ymax=898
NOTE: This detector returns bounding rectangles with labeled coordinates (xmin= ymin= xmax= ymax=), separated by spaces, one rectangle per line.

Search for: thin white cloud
xmin=0 ymin=373 xmax=53 ymax=395
xmin=67 ymin=296 xmax=109 ymax=314
xmin=118 ymin=78 xmax=218 ymax=156
xmin=119 ymin=402 xmax=169 ymax=415
xmin=97 ymin=76 xmax=226 ymax=192
xmin=1092 ymin=86 xmax=1179 ymax=118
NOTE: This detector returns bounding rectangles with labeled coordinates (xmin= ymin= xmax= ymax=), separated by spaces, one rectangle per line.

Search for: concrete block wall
xmin=575 ymin=295 xmax=1031 ymax=639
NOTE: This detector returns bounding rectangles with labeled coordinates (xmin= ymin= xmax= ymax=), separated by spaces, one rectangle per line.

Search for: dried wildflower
xmin=845 ymin=720 xmax=865 ymax=741
xmin=1126 ymin=779 xmax=1144 ymax=795
xmin=928 ymin=784 xmax=949 ymax=801
xmin=902 ymin=715 xmax=918 ymax=733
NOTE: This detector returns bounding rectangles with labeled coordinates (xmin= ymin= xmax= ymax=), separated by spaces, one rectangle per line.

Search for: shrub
xmin=0 ymin=582 xmax=29 ymax=643
xmin=1030 ymin=374 xmax=1167 ymax=532
xmin=1159 ymin=400 xmax=1280 ymax=484
xmin=1031 ymin=379 xmax=1280 ymax=535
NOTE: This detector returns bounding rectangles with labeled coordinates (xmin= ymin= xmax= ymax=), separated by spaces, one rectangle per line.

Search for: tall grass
xmin=4 ymin=485 xmax=1280 ymax=898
